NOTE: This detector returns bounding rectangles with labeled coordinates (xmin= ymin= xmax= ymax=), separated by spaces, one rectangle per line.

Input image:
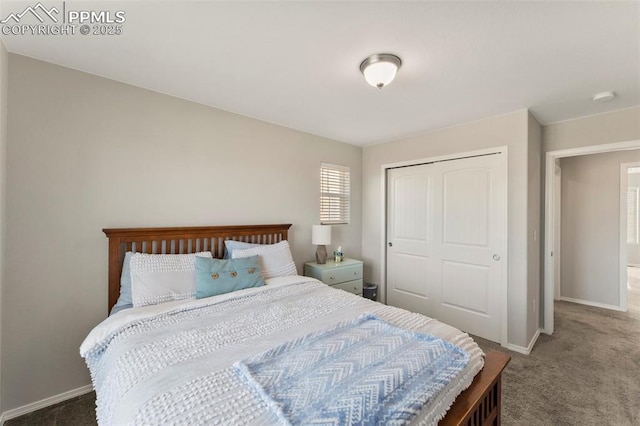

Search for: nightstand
xmin=304 ymin=258 xmax=363 ymax=296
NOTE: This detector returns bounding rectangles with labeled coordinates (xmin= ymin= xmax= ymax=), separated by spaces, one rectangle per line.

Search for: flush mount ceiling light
xmin=593 ymin=91 xmax=616 ymax=103
xmin=360 ymin=53 xmax=402 ymax=89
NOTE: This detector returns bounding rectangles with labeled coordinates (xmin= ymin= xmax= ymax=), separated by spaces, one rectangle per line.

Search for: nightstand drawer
xmin=304 ymin=258 xmax=364 ymax=291
xmin=317 ymin=264 xmax=362 ymax=284
xmin=332 ymin=279 xmax=363 ymax=295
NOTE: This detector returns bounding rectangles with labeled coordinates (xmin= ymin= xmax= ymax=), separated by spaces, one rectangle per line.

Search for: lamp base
xmin=316 ymin=245 xmax=327 ymax=264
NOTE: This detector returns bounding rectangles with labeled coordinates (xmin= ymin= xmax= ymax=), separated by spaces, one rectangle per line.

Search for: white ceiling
xmin=1 ymin=1 xmax=639 ymax=146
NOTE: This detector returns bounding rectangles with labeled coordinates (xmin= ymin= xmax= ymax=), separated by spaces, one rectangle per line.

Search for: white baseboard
xmin=559 ymin=296 xmax=625 ymax=312
xmin=1 ymin=384 xmax=93 ymax=423
xmin=503 ymin=328 xmax=540 ymax=355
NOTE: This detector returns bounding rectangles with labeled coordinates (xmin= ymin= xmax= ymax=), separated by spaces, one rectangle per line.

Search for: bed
xmin=82 ymin=223 xmax=510 ymax=425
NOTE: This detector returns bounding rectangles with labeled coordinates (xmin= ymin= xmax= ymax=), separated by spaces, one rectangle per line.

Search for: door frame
xmin=380 ymin=146 xmax=509 ymax=346
xmin=543 ymin=140 xmax=640 ymax=334
xmin=553 ymin=161 xmax=562 ymax=300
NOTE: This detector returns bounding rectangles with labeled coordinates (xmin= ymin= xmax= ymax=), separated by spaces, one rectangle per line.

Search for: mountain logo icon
xmin=1 ymin=2 xmax=60 ymax=24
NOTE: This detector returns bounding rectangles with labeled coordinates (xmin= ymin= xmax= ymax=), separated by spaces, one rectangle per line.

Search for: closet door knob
xmin=493 ymin=254 xmax=501 ymax=261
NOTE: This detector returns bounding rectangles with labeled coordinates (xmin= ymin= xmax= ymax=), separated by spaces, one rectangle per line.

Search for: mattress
xmin=81 ymin=276 xmax=484 ymax=425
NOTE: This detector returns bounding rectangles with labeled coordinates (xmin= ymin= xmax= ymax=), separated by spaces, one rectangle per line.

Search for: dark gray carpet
xmin=6 ymin=269 xmax=640 ymax=425
xmin=4 ymin=392 xmax=96 ymax=426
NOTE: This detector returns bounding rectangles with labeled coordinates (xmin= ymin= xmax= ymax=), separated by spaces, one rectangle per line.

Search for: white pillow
xmin=232 ymin=240 xmax=297 ymax=279
xmin=130 ymin=252 xmax=213 ymax=307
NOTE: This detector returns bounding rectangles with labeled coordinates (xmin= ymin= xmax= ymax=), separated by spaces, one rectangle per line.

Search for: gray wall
xmin=560 ymin=150 xmax=640 ymax=307
xmin=0 ymin=39 xmax=8 ymax=416
xmin=627 ymin=172 xmax=640 ymax=265
xmin=362 ymin=109 xmax=539 ymax=349
xmin=544 ymin=107 xmax=640 ymax=153
xmin=3 ymin=54 xmax=362 ymax=411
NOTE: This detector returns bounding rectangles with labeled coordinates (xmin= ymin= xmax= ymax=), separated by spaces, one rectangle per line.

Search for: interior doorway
xmin=544 ymin=141 xmax=640 ymax=334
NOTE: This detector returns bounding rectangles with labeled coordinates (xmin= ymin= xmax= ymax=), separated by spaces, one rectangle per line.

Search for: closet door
xmin=386 ymin=153 xmax=505 ymax=343
xmin=431 ymin=154 xmax=505 ymax=342
xmin=386 ymin=164 xmax=435 ymax=317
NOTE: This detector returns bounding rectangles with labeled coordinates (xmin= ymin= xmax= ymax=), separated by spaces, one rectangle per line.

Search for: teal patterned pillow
xmin=195 ymin=255 xmax=265 ymax=299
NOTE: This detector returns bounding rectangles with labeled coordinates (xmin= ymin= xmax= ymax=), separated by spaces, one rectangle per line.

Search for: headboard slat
xmin=103 ymin=224 xmax=292 ymax=312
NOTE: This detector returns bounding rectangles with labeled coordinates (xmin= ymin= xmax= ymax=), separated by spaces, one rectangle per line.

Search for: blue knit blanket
xmin=234 ymin=313 xmax=470 ymax=425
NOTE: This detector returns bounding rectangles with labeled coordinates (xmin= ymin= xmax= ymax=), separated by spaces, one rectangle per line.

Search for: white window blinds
xmin=628 ymin=186 xmax=639 ymax=244
xmin=320 ymin=163 xmax=350 ymax=225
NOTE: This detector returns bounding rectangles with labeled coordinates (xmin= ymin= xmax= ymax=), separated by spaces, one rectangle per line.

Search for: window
xmin=628 ymin=186 xmax=639 ymax=244
xmin=320 ymin=163 xmax=350 ymax=224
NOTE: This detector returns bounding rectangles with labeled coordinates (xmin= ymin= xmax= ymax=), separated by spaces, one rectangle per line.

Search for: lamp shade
xmin=312 ymin=225 xmax=331 ymax=245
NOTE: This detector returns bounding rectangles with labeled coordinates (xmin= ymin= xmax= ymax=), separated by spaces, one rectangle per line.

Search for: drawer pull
xmin=330 ymin=276 xmax=335 ymax=280
xmin=354 ymin=271 xmax=359 ymax=275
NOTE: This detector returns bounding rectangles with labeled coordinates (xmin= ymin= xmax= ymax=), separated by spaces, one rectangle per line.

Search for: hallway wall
xmin=560 ymin=149 xmax=640 ymax=308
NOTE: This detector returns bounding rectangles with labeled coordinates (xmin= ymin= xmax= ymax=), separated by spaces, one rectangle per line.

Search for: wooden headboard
xmin=102 ymin=224 xmax=292 ymax=312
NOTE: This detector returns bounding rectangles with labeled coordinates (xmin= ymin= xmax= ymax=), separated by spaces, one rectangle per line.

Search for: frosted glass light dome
xmin=360 ymin=54 xmax=402 ymax=89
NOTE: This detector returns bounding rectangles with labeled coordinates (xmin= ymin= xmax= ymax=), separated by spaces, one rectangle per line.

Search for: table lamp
xmin=312 ymin=225 xmax=331 ymax=264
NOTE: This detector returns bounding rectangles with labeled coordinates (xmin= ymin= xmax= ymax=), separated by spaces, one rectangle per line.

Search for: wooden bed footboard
xmin=102 ymin=224 xmax=510 ymax=425
xmin=441 ymin=350 xmax=511 ymax=425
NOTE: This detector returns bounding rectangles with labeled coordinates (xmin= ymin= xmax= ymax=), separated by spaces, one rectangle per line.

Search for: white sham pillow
xmin=130 ymin=251 xmax=213 ymax=308
xmin=232 ymin=240 xmax=297 ymax=279
xmin=223 ymin=240 xmax=263 ymax=259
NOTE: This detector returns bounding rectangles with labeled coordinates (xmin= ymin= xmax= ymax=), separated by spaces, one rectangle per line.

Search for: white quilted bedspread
xmin=81 ymin=276 xmax=484 ymax=425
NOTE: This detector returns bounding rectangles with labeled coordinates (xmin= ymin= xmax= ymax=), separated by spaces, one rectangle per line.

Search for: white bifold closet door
xmin=386 ymin=153 xmax=505 ymax=343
